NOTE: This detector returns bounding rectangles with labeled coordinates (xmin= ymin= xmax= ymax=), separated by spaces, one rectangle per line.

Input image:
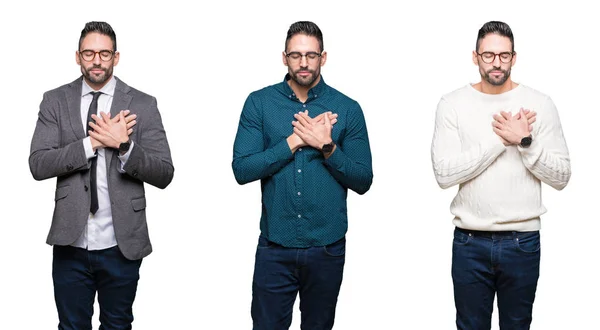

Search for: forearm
xmin=519 ymin=142 xmax=571 ymax=190
xmin=432 ymin=139 xmax=506 ymax=189
xmin=29 ymin=139 xmax=89 ymax=180
xmin=323 ymin=146 xmax=372 ymax=194
xmin=121 ymin=143 xmax=174 ymax=189
xmin=232 ymin=138 xmax=294 ymax=185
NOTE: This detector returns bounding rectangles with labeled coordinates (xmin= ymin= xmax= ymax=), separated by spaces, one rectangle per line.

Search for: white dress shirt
xmin=72 ymin=76 xmax=133 ymax=250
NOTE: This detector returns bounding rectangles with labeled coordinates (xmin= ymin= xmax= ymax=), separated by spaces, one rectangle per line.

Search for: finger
xmin=292 ymin=120 xmax=306 ymax=133
xmin=126 ymin=120 xmax=137 ymax=129
xmin=89 ymin=130 xmax=105 ymax=142
xmin=128 ymin=128 xmax=133 ymax=135
xmin=500 ymin=111 xmax=511 ymax=120
xmin=329 ymin=113 xmax=338 ymax=120
xmin=89 ymin=122 xmax=108 ymax=135
xmin=529 ymin=125 xmax=533 ymax=132
xmin=100 ymin=112 xmax=111 ymax=123
xmin=294 ymin=112 xmax=311 ymax=127
xmin=493 ymin=127 xmax=505 ymax=137
xmin=331 ymin=118 xmax=338 ymax=125
xmin=492 ymin=121 xmax=503 ymax=130
xmin=526 ymin=111 xmax=536 ymax=119
xmin=124 ymin=114 xmax=137 ymax=123
xmin=293 ymin=127 xmax=307 ymax=140
xmin=493 ymin=114 xmax=506 ymax=124
xmin=324 ymin=111 xmax=331 ymax=126
xmin=528 ymin=116 xmax=536 ymax=125
xmin=119 ymin=110 xmax=126 ymax=124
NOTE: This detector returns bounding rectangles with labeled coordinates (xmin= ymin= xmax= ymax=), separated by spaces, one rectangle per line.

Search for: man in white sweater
xmin=431 ymin=21 xmax=571 ymax=330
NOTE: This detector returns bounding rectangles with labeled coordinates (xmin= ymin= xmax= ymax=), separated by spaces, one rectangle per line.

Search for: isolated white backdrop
xmin=0 ymin=0 xmax=597 ymax=329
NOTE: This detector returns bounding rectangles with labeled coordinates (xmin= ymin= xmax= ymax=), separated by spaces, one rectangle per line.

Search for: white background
xmin=1 ymin=0 xmax=597 ymax=329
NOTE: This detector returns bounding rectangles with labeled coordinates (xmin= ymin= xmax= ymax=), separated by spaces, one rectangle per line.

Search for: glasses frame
xmin=285 ymin=51 xmax=323 ymax=62
xmin=477 ymin=51 xmax=515 ymax=64
xmin=79 ymin=49 xmax=115 ymax=62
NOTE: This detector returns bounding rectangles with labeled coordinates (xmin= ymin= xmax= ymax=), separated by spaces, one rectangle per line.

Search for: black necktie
xmin=86 ymin=92 xmax=102 ymax=215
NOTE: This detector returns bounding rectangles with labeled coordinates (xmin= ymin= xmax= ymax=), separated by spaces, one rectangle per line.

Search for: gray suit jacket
xmin=29 ymin=76 xmax=174 ymax=260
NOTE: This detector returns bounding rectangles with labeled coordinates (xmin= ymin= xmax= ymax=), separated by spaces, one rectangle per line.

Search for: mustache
xmin=87 ymin=65 xmax=106 ymax=72
xmin=487 ymin=67 xmax=506 ymax=73
xmin=294 ymin=68 xmax=315 ymax=74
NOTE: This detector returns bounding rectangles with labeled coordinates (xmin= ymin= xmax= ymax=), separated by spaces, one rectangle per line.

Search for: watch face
xmin=520 ymin=137 xmax=532 ymax=147
xmin=322 ymin=143 xmax=333 ymax=153
xmin=119 ymin=142 xmax=130 ymax=152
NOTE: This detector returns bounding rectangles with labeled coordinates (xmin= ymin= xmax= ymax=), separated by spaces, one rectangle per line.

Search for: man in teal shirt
xmin=232 ymin=21 xmax=373 ymax=329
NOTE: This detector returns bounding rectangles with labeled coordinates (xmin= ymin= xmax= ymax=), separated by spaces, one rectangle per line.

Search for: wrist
xmin=118 ymin=138 xmax=131 ymax=155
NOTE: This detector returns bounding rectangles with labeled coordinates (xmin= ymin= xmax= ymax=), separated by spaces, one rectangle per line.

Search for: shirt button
xmin=84 ymin=185 xmax=89 ymax=192
xmin=298 ymin=214 xmax=301 ymax=218
xmin=297 ymin=192 xmax=301 ymax=196
xmin=302 ymin=104 xmax=306 ymax=108
xmin=297 ymin=169 xmax=301 ymax=173
xmin=298 ymin=148 xmax=302 ymax=152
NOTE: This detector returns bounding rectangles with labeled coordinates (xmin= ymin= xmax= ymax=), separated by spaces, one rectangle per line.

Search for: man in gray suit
xmin=29 ymin=21 xmax=174 ymax=329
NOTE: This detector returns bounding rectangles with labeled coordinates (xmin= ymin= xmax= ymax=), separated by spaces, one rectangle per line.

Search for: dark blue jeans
xmin=251 ymin=235 xmax=346 ymax=330
xmin=452 ymin=227 xmax=541 ymax=330
xmin=52 ymin=245 xmax=142 ymax=330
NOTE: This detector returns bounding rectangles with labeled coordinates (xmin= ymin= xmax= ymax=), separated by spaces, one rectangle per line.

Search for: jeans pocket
xmin=515 ymin=231 xmax=540 ymax=253
xmin=257 ymin=235 xmax=275 ymax=249
xmin=323 ymin=237 xmax=346 ymax=257
xmin=453 ymin=229 xmax=472 ymax=246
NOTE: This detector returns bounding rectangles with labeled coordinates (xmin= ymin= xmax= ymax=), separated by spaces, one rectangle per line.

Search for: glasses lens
xmin=499 ymin=52 xmax=512 ymax=63
xmin=81 ymin=50 xmax=94 ymax=61
xmin=481 ymin=52 xmax=495 ymax=64
xmin=99 ymin=51 xmax=113 ymax=61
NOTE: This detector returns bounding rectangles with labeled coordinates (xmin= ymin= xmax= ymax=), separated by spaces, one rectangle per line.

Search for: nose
xmin=492 ymin=54 xmax=502 ymax=67
xmin=92 ymin=53 xmax=102 ymax=65
xmin=299 ymin=55 xmax=309 ymax=67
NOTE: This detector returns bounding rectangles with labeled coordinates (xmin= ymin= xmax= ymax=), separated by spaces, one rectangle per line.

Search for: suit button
xmin=66 ymin=164 xmax=74 ymax=171
xmin=84 ymin=185 xmax=88 ymax=191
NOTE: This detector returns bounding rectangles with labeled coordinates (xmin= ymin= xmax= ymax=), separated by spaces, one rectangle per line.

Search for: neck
xmin=287 ymin=75 xmax=320 ymax=103
xmin=474 ymin=79 xmax=517 ymax=95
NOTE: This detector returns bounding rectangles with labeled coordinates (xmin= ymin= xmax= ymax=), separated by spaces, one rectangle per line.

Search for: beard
xmin=289 ymin=66 xmax=320 ymax=87
xmin=481 ymin=66 xmax=511 ymax=86
xmin=81 ymin=64 xmax=113 ymax=86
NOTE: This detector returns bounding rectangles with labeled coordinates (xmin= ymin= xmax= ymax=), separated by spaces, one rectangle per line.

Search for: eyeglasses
xmin=79 ymin=49 xmax=115 ymax=62
xmin=477 ymin=51 xmax=514 ymax=64
xmin=285 ymin=51 xmax=322 ymax=63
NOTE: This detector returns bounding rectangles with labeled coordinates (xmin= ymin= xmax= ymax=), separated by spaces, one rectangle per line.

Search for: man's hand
xmin=89 ymin=110 xmax=136 ymax=149
xmin=492 ymin=108 xmax=533 ymax=145
xmin=292 ymin=111 xmax=333 ymax=150
xmin=90 ymin=110 xmax=137 ymax=150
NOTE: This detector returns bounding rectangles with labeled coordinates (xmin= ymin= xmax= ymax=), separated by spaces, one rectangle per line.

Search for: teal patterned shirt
xmin=232 ymin=75 xmax=373 ymax=248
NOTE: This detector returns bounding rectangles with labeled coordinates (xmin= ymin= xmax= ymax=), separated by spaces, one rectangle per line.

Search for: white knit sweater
xmin=431 ymin=84 xmax=571 ymax=231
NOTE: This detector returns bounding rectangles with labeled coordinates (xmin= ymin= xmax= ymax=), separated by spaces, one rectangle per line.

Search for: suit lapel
xmin=106 ymin=77 xmax=133 ymax=174
xmin=65 ymin=77 xmax=85 ymax=139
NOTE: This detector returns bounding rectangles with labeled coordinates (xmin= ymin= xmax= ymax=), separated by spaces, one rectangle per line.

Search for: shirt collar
xmin=81 ymin=75 xmax=117 ymax=97
xmin=282 ymin=74 xmax=327 ymax=101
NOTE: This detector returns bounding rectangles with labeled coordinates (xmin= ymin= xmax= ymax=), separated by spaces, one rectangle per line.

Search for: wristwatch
xmin=519 ymin=135 xmax=533 ymax=148
xmin=321 ymin=142 xmax=335 ymax=154
xmin=119 ymin=139 xmax=131 ymax=153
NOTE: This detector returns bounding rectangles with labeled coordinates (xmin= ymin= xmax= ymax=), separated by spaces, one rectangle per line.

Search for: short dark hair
xmin=285 ymin=21 xmax=323 ymax=53
xmin=476 ymin=21 xmax=514 ymax=52
xmin=79 ymin=21 xmax=117 ymax=51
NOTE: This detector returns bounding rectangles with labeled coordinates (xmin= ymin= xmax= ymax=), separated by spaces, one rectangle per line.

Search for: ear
xmin=472 ymin=50 xmax=478 ymax=66
xmin=320 ymin=51 xmax=327 ymax=67
xmin=511 ymin=51 xmax=517 ymax=67
xmin=113 ymin=51 xmax=120 ymax=67
xmin=282 ymin=51 xmax=288 ymax=67
xmin=76 ymin=51 xmax=81 ymax=65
